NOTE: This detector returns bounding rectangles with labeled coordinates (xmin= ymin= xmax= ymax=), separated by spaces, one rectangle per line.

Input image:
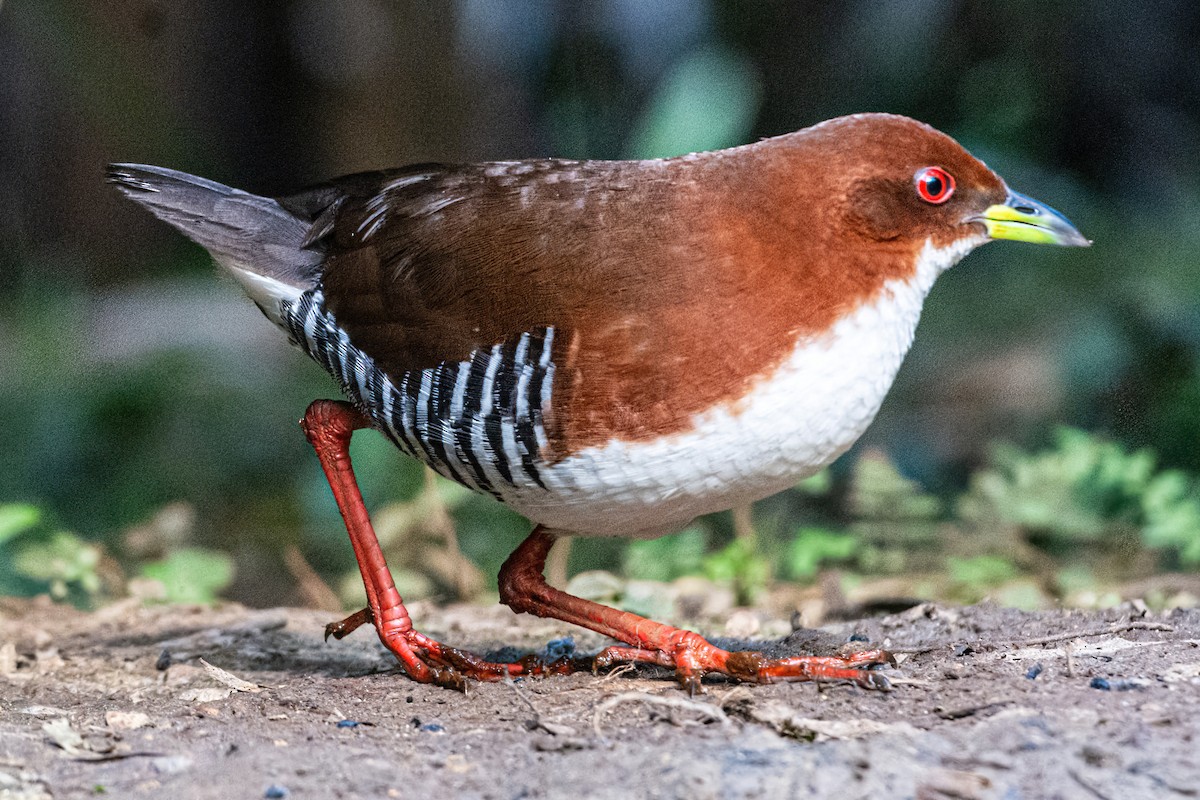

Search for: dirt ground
xmin=1 ymin=596 xmax=1197 ymax=800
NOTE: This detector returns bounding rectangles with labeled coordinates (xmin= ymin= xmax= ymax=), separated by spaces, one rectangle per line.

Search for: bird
xmin=109 ymin=113 xmax=1089 ymax=692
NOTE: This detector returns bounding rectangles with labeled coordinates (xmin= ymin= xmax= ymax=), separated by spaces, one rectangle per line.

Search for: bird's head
xmin=796 ymin=113 xmax=1089 ymax=253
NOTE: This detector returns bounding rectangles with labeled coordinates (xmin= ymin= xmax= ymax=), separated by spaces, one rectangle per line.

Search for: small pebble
xmin=953 ymin=644 xmax=974 ymax=657
xmin=264 ymin=785 xmax=289 ymax=799
xmin=336 ymin=720 xmax=359 ymax=729
xmin=1089 ymin=676 xmax=1145 ymax=691
xmin=848 ymin=633 xmax=870 ymax=643
xmin=1025 ymin=663 xmax=1043 ymax=680
xmin=155 ymin=650 xmax=172 ymax=671
xmin=151 ymin=755 xmax=193 ymax=776
xmin=544 ymin=637 xmax=576 ymax=660
xmin=420 ymin=723 xmax=445 ymax=733
xmin=723 ymin=609 xmax=760 ymax=638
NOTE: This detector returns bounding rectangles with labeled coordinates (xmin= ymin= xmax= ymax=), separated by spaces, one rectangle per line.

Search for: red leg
xmin=301 ymin=400 xmax=578 ymax=688
xmin=499 ymin=527 xmax=893 ymax=693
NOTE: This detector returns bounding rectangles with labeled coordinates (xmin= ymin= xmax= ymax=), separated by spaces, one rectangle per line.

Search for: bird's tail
xmin=108 ymin=164 xmax=322 ymax=319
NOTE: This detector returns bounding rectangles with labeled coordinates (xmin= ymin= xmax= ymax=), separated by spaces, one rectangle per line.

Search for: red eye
xmin=915 ymin=167 xmax=955 ymax=204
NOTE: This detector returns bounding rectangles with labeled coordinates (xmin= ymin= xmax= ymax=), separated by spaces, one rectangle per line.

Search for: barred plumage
xmin=282 ymin=290 xmax=555 ymax=498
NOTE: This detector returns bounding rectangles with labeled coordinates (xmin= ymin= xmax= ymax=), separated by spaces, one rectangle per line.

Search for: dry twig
xmin=593 ymin=692 xmax=729 ymax=737
xmin=1003 ymin=621 xmax=1174 ymax=650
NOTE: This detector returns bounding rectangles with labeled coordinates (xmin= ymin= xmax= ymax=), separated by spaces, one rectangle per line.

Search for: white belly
xmin=503 ymin=238 xmax=979 ymax=537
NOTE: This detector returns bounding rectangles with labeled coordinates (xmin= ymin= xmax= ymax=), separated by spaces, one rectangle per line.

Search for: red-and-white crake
xmin=111 ymin=114 xmax=1089 ymax=692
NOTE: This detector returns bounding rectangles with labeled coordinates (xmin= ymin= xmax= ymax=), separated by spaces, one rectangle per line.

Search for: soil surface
xmin=1 ymin=596 xmax=1197 ymax=799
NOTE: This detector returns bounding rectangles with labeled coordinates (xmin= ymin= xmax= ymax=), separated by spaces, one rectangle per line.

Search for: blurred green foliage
xmin=0 ymin=500 xmax=234 ymax=607
xmin=593 ymin=429 xmax=1200 ymax=611
xmin=0 ymin=503 xmax=106 ymax=605
xmin=139 ymin=549 xmax=235 ymax=605
xmin=787 ymin=529 xmax=858 ymax=581
xmin=961 ymin=428 xmax=1200 ymax=568
xmin=624 ymin=527 xmax=707 ymax=583
xmin=700 ymin=539 xmax=771 ymax=606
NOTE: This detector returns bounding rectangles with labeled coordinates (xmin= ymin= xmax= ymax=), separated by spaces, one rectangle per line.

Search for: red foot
xmin=498 ymin=526 xmax=893 ymax=693
xmin=303 ymin=399 xmax=893 ymax=692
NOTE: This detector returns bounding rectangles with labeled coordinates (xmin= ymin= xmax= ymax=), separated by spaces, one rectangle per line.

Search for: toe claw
xmin=431 ymin=667 xmax=468 ymax=692
xmin=325 ymin=607 xmax=373 ymax=642
xmin=861 ymin=671 xmax=892 ymax=691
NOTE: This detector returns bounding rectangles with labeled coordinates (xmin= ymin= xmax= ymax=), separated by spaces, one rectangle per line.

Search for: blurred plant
xmin=0 ymin=499 xmax=237 ymax=607
xmin=847 ymin=451 xmax=945 ymax=575
xmin=615 ymin=430 xmax=1200 ymax=612
xmin=959 ymin=427 xmax=1200 ymax=568
xmin=0 ymin=503 xmax=111 ymax=606
xmin=139 ymin=548 xmax=234 ymax=605
xmin=121 ymin=502 xmax=235 ymax=605
xmin=625 ymin=44 xmax=761 ymax=159
xmin=623 ymin=526 xmax=707 ymax=583
xmin=329 ymin=465 xmax=504 ymax=608
xmin=947 ymin=554 xmax=1019 ymax=586
xmin=373 ymin=469 xmax=486 ymax=600
xmin=622 ymin=523 xmax=770 ymax=605
xmin=786 ymin=527 xmax=858 ymax=580
xmin=701 ymin=538 xmax=771 ymax=605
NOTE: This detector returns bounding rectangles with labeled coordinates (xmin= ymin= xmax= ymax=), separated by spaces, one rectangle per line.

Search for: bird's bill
xmin=976 ymin=190 xmax=1091 ymax=247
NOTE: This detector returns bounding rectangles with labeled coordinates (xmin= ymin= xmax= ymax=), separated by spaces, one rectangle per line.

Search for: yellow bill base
xmin=979 ymin=193 xmax=1091 ymax=247
xmin=981 ymin=215 xmax=1065 ymax=246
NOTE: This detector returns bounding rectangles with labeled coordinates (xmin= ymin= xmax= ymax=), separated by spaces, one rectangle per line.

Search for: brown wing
xmin=283 ymin=158 xmax=749 ymax=456
xmin=284 ymin=160 xmax=684 ymax=372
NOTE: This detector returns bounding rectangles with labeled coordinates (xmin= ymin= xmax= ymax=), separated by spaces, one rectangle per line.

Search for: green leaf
xmin=139 ymin=548 xmax=234 ymax=605
xmin=787 ymin=527 xmax=858 ymax=580
xmin=626 ymin=45 xmax=761 ymax=160
xmin=947 ymin=555 xmax=1017 ymax=587
xmin=0 ymin=504 xmax=41 ymax=544
xmin=701 ymin=539 xmax=770 ymax=603
xmin=624 ymin=527 xmax=707 ymax=582
xmin=850 ymin=452 xmax=942 ymax=520
xmin=795 ymin=470 xmax=832 ymax=496
xmin=12 ymin=530 xmax=99 ymax=583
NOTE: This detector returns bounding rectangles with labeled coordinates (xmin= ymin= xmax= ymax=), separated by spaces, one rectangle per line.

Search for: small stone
xmin=543 ymin=637 xmax=575 ymax=660
xmin=1090 ymin=677 xmax=1111 ymax=691
xmin=0 ymin=641 xmax=17 ymax=676
xmin=105 ymin=710 xmax=152 ymax=731
xmin=336 ymin=720 xmax=359 ymax=729
xmin=1025 ymin=663 xmax=1043 ymax=680
xmin=264 ymin=784 xmax=289 ymax=799
xmin=942 ymin=663 xmax=967 ymax=680
xmin=444 ymin=754 xmax=470 ymax=774
xmin=151 ymin=755 xmax=193 ymax=775
xmin=724 ymin=610 xmax=760 ymax=639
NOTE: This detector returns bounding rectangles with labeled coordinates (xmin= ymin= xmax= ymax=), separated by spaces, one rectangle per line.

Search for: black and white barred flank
xmin=282 ymin=290 xmax=555 ymax=499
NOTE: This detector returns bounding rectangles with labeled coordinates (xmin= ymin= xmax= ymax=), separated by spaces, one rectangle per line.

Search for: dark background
xmin=2 ymin=1 xmax=1198 ymax=607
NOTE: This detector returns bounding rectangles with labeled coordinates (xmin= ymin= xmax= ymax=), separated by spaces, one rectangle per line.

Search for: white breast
xmin=507 ymin=237 xmax=984 ymax=537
